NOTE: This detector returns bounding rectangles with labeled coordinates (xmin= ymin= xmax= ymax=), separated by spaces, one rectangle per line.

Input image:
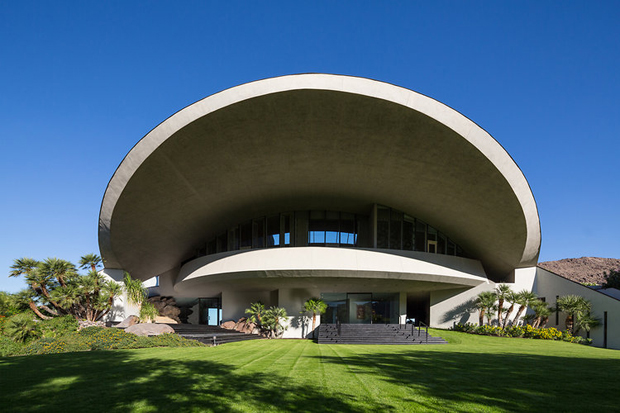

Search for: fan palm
xmin=79 ymin=253 xmax=102 ymax=272
xmin=495 ymin=284 xmax=512 ymax=327
xmin=262 ymin=306 xmax=288 ymax=338
xmin=557 ymin=295 xmax=590 ymax=334
xmin=245 ymin=301 xmax=266 ymax=326
xmin=574 ymin=312 xmax=600 ymax=336
xmin=530 ymin=299 xmax=553 ymax=328
xmin=502 ymin=290 xmax=519 ymax=328
xmin=511 ymin=290 xmax=538 ymax=326
xmin=475 ymin=291 xmax=497 ymax=326
xmin=4 ymin=313 xmax=40 ymax=343
xmin=303 ymin=298 xmax=327 ymax=338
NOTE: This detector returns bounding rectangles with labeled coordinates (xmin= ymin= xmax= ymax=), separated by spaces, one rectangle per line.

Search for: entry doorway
xmin=406 ymin=292 xmax=430 ymax=325
xmin=198 ymin=297 xmax=221 ymax=326
xmin=321 ymin=292 xmax=399 ymax=324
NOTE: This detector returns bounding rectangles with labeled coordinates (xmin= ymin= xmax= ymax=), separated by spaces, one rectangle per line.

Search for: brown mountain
xmin=537 ymin=257 xmax=620 ymax=285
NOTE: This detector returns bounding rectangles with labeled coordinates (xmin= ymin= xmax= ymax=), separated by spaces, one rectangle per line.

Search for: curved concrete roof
xmin=99 ymin=74 xmax=540 ymax=281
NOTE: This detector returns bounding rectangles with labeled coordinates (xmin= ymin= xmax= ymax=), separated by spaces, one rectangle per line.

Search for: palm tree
xmin=502 ymin=290 xmax=519 ymax=328
xmin=4 ymin=313 xmax=41 ymax=343
xmin=511 ymin=290 xmax=537 ymax=326
xmin=79 ymin=254 xmax=102 ymax=272
xmin=245 ymin=301 xmax=266 ymax=327
xmin=530 ymin=299 xmax=553 ymax=329
xmin=303 ymin=298 xmax=327 ymax=338
xmin=495 ymin=284 xmax=512 ymax=327
xmin=123 ymin=272 xmax=147 ymax=316
xmin=262 ymin=306 xmax=288 ymax=338
xmin=486 ymin=304 xmax=498 ymax=325
xmin=557 ymin=295 xmax=590 ymax=334
xmin=574 ymin=312 xmax=600 ymax=336
xmin=475 ymin=291 xmax=497 ymax=326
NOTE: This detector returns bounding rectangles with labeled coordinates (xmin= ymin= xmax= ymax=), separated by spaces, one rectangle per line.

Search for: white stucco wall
xmin=535 ymin=267 xmax=620 ymax=349
xmin=429 ymin=267 xmax=536 ymax=329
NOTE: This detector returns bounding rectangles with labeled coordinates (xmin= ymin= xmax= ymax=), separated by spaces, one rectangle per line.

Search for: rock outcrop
xmin=148 ymin=296 xmax=182 ymax=323
xmin=220 ymin=317 xmax=257 ymax=334
xmin=115 ymin=315 xmax=140 ymax=328
xmin=125 ymin=323 xmax=175 ymax=336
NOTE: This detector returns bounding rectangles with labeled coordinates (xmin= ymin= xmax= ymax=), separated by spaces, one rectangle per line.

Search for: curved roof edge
xmin=99 ymin=73 xmax=541 ymax=269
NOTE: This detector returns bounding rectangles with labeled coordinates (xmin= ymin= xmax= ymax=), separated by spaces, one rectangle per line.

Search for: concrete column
xmin=399 ymin=291 xmax=408 ymax=324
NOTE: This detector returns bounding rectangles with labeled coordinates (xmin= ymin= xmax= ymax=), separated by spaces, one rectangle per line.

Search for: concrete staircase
xmin=167 ymin=324 xmax=262 ymax=346
xmin=317 ymin=323 xmax=448 ymax=345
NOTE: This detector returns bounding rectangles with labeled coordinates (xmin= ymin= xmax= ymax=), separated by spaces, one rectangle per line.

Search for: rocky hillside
xmin=537 ymin=257 xmax=620 ymax=285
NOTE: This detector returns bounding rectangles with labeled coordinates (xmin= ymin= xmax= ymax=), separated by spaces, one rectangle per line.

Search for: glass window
xmin=438 ymin=232 xmax=446 ymax=255
xmin=252 ymin=218 xmax=265 ymax=248
xmin=447 ymin=240 xmax=456 ymax=256
xmin=325 ymin=211 xmax=340 ymax=245
xmin=415 ymin=220 xmax=426 ymax=252
xmin=266 ymin=215 xmax=280 ymax=247
xmin=216 ymin=232 xmax=227 ymax=253
xmin=282 ymin=213 xmax=293 ymax=246
xmin=309 ymin=211 xmax=325 ymax=245
xmin=427 ymin=226 xmax=438 ymax=254
xmin=403 ymin=216 xmax=415 ymax=251
xmin=377 ymin=206 xmax=390 ymax=249
xmin=340 ymin=213 xmax=356 ymax=246
xmin=240 ymin=221 xmax=252 ymax=249
xmin=389 ymin=210 xmax=403 ymax=250
xmin=228 ymin=227 xmax=239 ymax=251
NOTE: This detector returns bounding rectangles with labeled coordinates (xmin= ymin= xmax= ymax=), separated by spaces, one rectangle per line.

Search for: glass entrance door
xmin=321 ymin=292 xmax=399 ymax=324
xmin=199 ymin=297 xmax=221 ymax=326
xmin=348 ymin=293 xmax=372 ymax=324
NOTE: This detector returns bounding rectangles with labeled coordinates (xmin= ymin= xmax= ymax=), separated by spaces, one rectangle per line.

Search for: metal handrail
xmin=417 ymin=321 xmax=429 ymax=343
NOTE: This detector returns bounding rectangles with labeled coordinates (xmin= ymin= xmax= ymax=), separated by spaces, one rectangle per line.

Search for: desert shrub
xmin=139 ymin=301 xmax=159 ymax=323
xmin=78 ymin=326 xmax=106 ymax=337
xmin=450 ymin=323 xmax=590 ymax=344
xmin=88 ymin=328 xmax=139 ymax=350
xmin=4 ymin=313 xmax=41 ymax=343
xmin=452 ymin=323 xmax=478 ymax=333
xmin=39 ymin=315 xmax=79 ymax=338
xmin=0 ymin=335 xmax=24 ymax=357
xmin=21 ymin=334 xmax=91 ymax=356
xmin=504 ymin=326 xmax=525 ymax=338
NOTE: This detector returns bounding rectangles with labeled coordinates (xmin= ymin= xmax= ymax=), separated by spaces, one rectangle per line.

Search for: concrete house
xmin=100 ymin=74 xmax=620 ymax=347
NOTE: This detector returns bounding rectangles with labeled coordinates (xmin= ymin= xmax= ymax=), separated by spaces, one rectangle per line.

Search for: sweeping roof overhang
xmin=99 ymin=74 xmax=541 ymax=281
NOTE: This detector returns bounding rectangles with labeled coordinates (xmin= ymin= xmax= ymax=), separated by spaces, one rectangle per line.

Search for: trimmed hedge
xmin=450 ymin=323 xmax=592 ymax=345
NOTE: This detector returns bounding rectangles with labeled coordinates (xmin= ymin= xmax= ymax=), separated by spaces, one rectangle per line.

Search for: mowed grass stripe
xmin=3 ymin=331 xmax=620 ymax=412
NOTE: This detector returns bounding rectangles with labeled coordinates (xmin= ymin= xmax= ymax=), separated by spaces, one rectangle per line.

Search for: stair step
xmin=317 ymin=323 xmax=447 ymax=345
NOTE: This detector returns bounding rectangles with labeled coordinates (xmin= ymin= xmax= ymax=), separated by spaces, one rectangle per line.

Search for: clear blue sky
xmin=1 ymin=2 xmax=619 ymax=293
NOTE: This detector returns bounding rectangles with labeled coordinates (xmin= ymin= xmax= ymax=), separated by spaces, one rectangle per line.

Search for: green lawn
xmin=1 ymin=329 xmax=619 ymax=412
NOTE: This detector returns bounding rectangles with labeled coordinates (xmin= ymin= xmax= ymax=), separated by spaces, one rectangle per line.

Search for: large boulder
xmin=221 ymin=320 xmax=236 ymax=330
xmin=125 ymin=323 xmax=175 ymax=336
xmin=115 ymin=315 xmax=140 ymax=328
xmin=235 ymin=317 xmax=257 ymax=334
xmin=148 ymin=296 xmax=182 ymax=323
xmin=154 ymin=316 xmax=178 ymax=324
